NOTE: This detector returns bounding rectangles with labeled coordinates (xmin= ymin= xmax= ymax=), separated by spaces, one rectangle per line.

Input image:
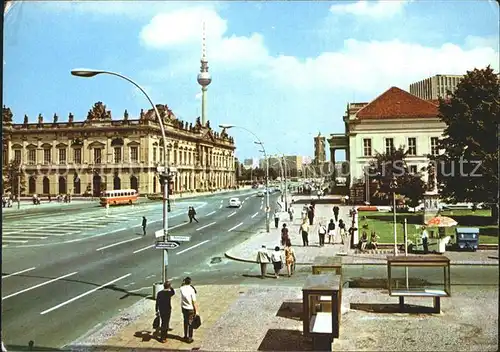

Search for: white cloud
xmin=139 ymin=7 xmax=270 ymax=69
xmin=330 ymin=0 xmax=409 ymax=19
xmin=464 ymin=35 xmax=499 ymax=51
xmin=262 ymin=39 xmax=499 ymax=94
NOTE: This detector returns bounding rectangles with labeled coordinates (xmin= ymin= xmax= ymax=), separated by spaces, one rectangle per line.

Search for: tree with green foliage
xmin=3 ymin=159 xmax=26 ymax=196
xmin=432 ymin=66 xmax=499 ymax=223
xmin=368 ymin=146 xmax=426 ymax=208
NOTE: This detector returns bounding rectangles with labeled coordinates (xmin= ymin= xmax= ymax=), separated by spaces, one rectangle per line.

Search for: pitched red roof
xmin=356 ymin=87 xmax=439 ymax=120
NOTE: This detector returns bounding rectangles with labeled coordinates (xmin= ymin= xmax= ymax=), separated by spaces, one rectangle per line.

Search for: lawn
xmin=359 ymin=209 xmax=499 ymax=244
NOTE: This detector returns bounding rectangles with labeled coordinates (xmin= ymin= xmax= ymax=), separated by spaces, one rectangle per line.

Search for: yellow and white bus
xmin=100 ymin=189 xmax=139 ymax=206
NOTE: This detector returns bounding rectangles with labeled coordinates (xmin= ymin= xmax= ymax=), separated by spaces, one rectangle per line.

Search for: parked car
xmin=256 ymin=191 xmax=265 ymax=197
xmin=228 ymin=197 xmax=242 ymax=207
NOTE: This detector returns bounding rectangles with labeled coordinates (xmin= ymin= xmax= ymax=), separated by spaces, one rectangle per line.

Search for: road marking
xmin=40 ymin=273 xmax=131 ymax=315
xmin=1 ymin=239 xmax=28 ymax=243
xmin=260 ymin=205 xmax=263 ymax=210
xmin=169 ymin=223 xmax=187 ymax=230
xmin=242 ymin=201 xmax=245 ymax=204
xmin=228 ymin=222 xmax=243 ymax=232
xmin=220 ymin=200 xmax=223 ymax=203
xmin=2 ymin=235 xmax=48 ymax=240
xmin=245 ymin=196 xmax=250 ymax=200
xmin=133 ymin=244 xmax=155 ymax=254
xmin=96 ymin=237 xmax=142 ymax=251
xmin=3 ymin=272 xmax=78 ymax=300
xmin=2 ymin=267 xmax=36 ymax=279
xmin=219 ymin=204 xmax=223 ymax=209
xmin=196 ymin=222 xmax=216 ymax=231
xmin=205 ymin=211 xmax=216 ymax=216
xmin=176 ymin=240 xmax=210 ymax=255
xmin=227 ymin=211 xmax=237 ymax=218
xmin=251 ymin=212 xmax=259 ymax=219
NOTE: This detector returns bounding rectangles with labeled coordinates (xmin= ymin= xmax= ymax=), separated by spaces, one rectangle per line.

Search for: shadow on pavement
xmin=276 ymin=301 xmax=303 ymax=321
xmin=133 ymin=329 xmax=184 ymax=343
xmin=257 ymin=329 xmax=312 ymax=351
xmin=350 ymin=303 xmax=439 ymax=314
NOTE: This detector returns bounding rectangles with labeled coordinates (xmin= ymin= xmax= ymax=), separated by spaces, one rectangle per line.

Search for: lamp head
xmin=219 ymin=124 xmax=234 ymax=129
xmin=71 ymin=69 xmax=103 ymax=78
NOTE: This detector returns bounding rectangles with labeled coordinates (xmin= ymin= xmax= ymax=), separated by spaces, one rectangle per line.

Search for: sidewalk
xmin=225 ymin=204 xmax=499 ymax=266
xmin=70 ymin=284 xmax=498 ymax=351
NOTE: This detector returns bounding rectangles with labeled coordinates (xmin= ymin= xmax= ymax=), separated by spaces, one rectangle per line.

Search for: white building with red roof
xmin=328 ymin=86 xmax=446 ymax=188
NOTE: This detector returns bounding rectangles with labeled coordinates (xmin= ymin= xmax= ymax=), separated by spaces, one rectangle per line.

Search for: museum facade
xmin=2 ymin=102 xmax=236 ymax=197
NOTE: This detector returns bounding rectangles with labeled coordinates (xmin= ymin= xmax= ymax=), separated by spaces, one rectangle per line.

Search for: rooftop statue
xmin=53 ymin=113 xmax=58 ymax=124
xmin=68 ymin=112 xmax=74 ymax=124
xmin=87 ymin=101 xmax=112 ymax=120
xmin=2 ymin=106 xmax=13 ymax=124
xmin=23 ymin=114 xmax=28 ymax=125
xmin=38 ymin=113 xmax=43 ymax=124
xmin=123 ymin=109 xmax=129 ymax=121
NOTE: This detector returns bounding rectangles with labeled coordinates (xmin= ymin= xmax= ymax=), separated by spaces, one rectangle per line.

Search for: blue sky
xmin=3 ymin=0 xmax=499 ymax=161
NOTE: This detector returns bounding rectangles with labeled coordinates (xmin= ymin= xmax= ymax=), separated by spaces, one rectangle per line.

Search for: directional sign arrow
xmin=155 ymin=241 xmax=180 ymax=249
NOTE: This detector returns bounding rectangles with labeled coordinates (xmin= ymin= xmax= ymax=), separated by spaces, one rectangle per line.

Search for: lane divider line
xmin=260 ymin=205 xmax=263 ymax=210
xmin=228 ymin=222 xmax=243 ymax=232
xmin=176 ymin=240 xmax=210 ymax=255
xmin=40 ymin=273 xmax=132 ymax=315
xmin=205 ymin=211 xmax=216 ymax=216
xmin=2 ymin=235 xmax=48 ymax=240
xmin=219 ymin=204 xmax=223 ymax=209
xmin=251 ymin=212 xmax=259 ymax=219
xmin=133 ymin=244 xmax=155 ymax=254
xmin=169 ymin=223 xmax=187 ymax=230
xmin=96 ymin=237 xmax=141 ymax=251
xmin=2 ymin=267 xmax=37 ymax=279
xmin=227 ymin=212 xmax=237 ymax=218
xmin=196 ymin=222 xmax=216 ymax=231
xmin=3 ymin=271 xmax=78 ymax=300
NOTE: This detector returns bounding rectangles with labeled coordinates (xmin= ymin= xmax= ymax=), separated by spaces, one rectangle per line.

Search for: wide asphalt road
xmin=1 ymin=188 xmax=281 ymax=350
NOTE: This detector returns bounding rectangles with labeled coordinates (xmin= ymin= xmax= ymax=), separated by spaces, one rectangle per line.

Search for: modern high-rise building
xmin=243 ymin=158 xmax=259 ymax=169
xmin=409 ymin=74 xmax=463 ymax=100
xmin=259 ymin=155 xmax=303 ymax=177
xmin=313 ymin=132 xmax=326 ymax=165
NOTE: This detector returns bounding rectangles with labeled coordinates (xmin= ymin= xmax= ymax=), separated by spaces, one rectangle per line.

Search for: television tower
xmin=197 ymin=22 xmax=212 ymax=126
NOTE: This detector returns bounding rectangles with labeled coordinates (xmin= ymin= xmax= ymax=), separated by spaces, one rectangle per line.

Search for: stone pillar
xmin=331 ymin=148 xmax=336 ymax=181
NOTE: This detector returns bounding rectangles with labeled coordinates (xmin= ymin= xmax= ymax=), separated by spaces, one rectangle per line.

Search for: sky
xmin=3 ymin=0 xmax=499 ymax=161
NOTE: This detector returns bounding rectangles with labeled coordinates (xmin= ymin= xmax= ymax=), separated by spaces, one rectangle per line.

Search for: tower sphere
xmin=197 ymin=72 xmax=212 ymax=87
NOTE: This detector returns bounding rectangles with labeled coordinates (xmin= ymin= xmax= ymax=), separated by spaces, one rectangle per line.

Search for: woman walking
xmin=284 ymin=240 xmax=296 ymax=277
xmin=338 ymin=219 xmax=346 ymax=244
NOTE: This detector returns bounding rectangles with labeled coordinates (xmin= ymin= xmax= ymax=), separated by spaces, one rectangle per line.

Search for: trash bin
xmin=455 ymin=227 xmax=479 ymax=251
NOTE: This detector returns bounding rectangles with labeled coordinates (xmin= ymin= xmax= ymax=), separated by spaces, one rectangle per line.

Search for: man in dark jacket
xmin=332 ymin=205 xmax=340 ymax=222
xmin=142 ymin=216 xmax=147 ymax=236
xmin=155 ymin=281 xmax=175 ymax=342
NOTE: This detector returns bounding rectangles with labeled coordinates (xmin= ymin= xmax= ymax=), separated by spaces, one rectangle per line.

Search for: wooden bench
xmin=387 ymin=255 xmax=451 ymax=314
xmin=303 ymin=274 xmax=342 ymax=351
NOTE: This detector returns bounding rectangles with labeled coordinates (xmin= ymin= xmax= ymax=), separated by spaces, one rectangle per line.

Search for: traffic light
xmin=167 ymin=199 xmax=171 ymax=212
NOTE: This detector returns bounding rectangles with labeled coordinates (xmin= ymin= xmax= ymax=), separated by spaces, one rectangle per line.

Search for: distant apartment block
xmin=409 ymin=74 xmax=464 ymax=100
xmin=243 ymin=158 xmax=259 ymax=169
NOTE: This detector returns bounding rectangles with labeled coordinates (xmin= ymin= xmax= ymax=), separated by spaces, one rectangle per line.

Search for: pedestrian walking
xmin=333 ymin=205 xmax=340 ymax=222
xmin=274 ymin=210 xmax=280 ymax=228
xmin=301 ymin=206 xmax=308 ymax=221
xmin=271 ymin=246 xmax=283 ymax=278
xmin=308 ymin=205 xmax=315 ymax=225
xmin=188 ymin=207 xmax=199 ymax=223
xmin=318 ymin=222 xmax=327 ymax=247
xmin=421 ymin=225 xmax=429 ymax=254
xmin=288 ymin=206 xmax=294 ymax=221
xmin=338 ymin=219 xmax=346 ymax=244
xmin=284 ymin=240 xmax=296 ymax=277
xmin=142 ymin=216 xmax=147 ymax=236
xmin=256 ymin=245 xmax=271 ymax=278
xmin=281 ymin=224 xmax=289 ymax=246
xmin=299 ymin=220 xmax=310 ymax=246
xmin=327 ymin=219 xmax=336 ymax=244
xmin=155 ymin=280 xmax=175 ymax=343
xmin=180 ymin=277 xmax=198 ymax=343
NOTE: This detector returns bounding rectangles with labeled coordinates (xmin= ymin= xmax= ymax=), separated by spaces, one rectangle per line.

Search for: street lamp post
xmin=390 ymin=176 xmax=398 ymax=255
xmin=71 ymin=68 xmax=171 ymax=283
xmin=219 ymin=124 xmax=270 ymax=233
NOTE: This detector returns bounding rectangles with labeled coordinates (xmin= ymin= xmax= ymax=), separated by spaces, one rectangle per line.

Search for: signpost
xmin=168 ymin=235 xmax=191 ymax=242
xmin=155 ymin=241 xmax=180 ymax=250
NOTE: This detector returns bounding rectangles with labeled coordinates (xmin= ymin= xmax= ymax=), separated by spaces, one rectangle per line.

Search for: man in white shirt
xmin=179 ymin=277 xmax=198 ymax=343
xmin=421 ymin=226 xmax=429 ymax=254
xmin=256 ymin=245 xmax=271 ymax=279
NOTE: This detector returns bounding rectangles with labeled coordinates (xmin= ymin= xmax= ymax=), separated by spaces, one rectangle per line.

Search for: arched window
xmin=43 ymin=176 xmax=50 ymax=194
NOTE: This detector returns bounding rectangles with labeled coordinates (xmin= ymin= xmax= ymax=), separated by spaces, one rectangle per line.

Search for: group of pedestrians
xmin=256 ymin=242 xmax=296 ymax=279
xmin=154 ymin=277 xmax=199 ymax=344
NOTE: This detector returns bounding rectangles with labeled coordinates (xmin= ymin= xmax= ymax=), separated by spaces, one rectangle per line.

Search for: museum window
xmin=363 ymin=139 xmax=372 ymax=157
xmin=409 ymin=165 xmax=418 ymax=174
xmin=14 ymin=149 xmax=21 ymax=163
xmin=385 ymin=138 xmax=394 ymax=154
xmin=28 ymin=149 xmax=36 ymax=165
xmin=179 ymin=150 xmax=183 ymax=164
xmin=43 ymin=148 xmax=52 ymax=164
xmin=94 ymin=148 xmax=102 ymax=164
xmin=130 ymin=146 xmax=138 ymax=163
xmin=114 ymin=147 xmax=122 ymax=163
xmin=160 ymin=148 xmax=164 ymax=163
xmin=430 ymin=137 xmax=439 ymax=156
xmin=407 ymin=137 xmax=417 ymax=156
xmin=58 ymin=149 xmax=67 ymax=164
xmin=184 ymin=151 xmax=187 ymax=165
xmin=174 ymin=149 xmax=177 ymax=164
xmin=153 ymin=148 xmax=157 ymax=163
xmin=74 ymin=148 xmax=82 ymax=164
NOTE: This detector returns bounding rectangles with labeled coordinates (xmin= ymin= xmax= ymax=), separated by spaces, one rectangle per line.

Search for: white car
xmin=256 ymin=191 xmax=265 ymax=197
xmin=228 ymin=198 xmax=242 ymax=208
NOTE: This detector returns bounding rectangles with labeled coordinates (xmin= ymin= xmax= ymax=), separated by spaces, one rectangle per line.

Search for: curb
xmin=224 ymin=252 xmax=499 ymax=266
